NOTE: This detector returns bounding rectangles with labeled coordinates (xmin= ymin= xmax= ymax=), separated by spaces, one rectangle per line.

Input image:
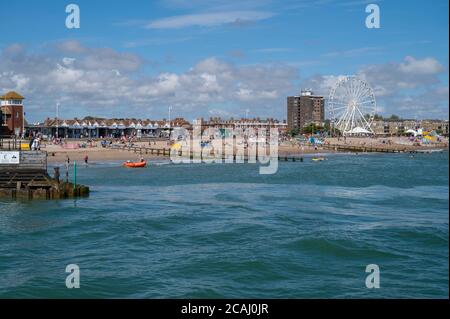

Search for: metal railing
xmin=0 ymin=136 xmax=26 ymax=150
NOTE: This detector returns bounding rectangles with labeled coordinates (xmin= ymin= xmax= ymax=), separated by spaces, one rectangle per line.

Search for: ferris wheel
xmin=328 ymin=76 xmax=376 ymax=135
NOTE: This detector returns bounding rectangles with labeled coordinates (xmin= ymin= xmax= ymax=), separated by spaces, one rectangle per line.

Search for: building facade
xmin=198 ymin=117 xmax=287 ymax=131
xmin=371 ymin=119 xmax=449 ymax=136
xmin=27 ymin=117 xmax=191 ymax=139
xmin=1 ymin=91 xmax=25 ymax=136
xmin=421 ymin=120 xmax=450 ymax=135
xmin=287 ymin=89 xmax=325 ymax=131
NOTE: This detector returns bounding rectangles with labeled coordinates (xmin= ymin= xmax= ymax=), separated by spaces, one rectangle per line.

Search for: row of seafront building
xmin=2 ymin=90 xmax=449 ymax=138
xmin=27 ymin=117 xmax=191 ymax=139
xmin=371 ymin=119 xmax=449 ymax=136
xmin=286 ymin=89 xmax=449 ymax=136
xmin=1 ymin=90 xmax=287 ymax=139
xmin=28 ymin=116 xmax=448 ymax=139
xmin=26 ymin=117 xmax=288 ymax=139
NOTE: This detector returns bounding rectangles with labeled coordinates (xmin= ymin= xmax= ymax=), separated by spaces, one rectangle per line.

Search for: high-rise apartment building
xmin=287 ymin=89 xmax=325 ymax=131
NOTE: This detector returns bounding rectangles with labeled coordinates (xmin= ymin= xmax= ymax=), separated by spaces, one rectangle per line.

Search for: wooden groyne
xmin=108 ymin=143 xmax=308 ymax=162
xmin=108 ymin=141 xmax=447 ymax=163
xmin=108 ymin=143 xmax=172 ymax=156
xmin=0 ymin=150 xmax=89 ymax=200
xmin=109 ymin=142 xmax=446 ymax=158
xmin=322 ymin=144 xmax=400 ymax=153
xmin=322 ymin=143 xmax=448 ymax=153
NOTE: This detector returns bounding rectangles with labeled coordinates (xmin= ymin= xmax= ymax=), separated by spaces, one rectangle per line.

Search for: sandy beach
xmin=323 ymin=136 xmax=449 ymax=152
xmin=41 ymin=136 xmax=448 ymax=164
xmin=44 ymin=140 xmax=171 ymax=164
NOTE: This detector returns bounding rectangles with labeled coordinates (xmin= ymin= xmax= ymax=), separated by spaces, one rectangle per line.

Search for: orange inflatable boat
xmin=123 ymin=160 xmax=147 ymax=168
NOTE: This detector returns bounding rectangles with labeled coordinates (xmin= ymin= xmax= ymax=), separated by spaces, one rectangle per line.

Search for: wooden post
xmin=73 ymin=160 xmax=77 ymax=190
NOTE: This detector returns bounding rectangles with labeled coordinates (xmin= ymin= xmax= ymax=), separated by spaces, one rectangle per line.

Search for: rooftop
xmin=0 ymin=91 xmax=25 ymax=100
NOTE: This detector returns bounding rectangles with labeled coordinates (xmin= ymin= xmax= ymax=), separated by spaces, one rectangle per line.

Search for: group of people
xmin=65 ymin=154 xmax=89 ymax=166
xmin=29 ymin=135 xmax=42 ymax=151
xmin=51 ymin=136 xmax=64 ymax=145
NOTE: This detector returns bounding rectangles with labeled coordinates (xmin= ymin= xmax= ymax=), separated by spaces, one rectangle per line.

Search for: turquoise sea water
xmin=0 ymin=152 xmax=448 ymax=298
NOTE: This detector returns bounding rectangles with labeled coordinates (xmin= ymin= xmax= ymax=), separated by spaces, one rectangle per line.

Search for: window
xmin=3 ymin=114 xmax=10 ymax=125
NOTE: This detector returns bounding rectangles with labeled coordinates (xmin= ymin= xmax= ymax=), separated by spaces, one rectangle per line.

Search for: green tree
xmin=301 ymin=123 xmax=324 ymax=135
xmin=323 ymin=121 xmax=331 ymax=133
xmin=373 ymin=114 xmax=384 ymax=121
xmin=389 ymin=114 xmax=401 ymax=121
xmin=287 ymin=128 xmax=300 ymax=137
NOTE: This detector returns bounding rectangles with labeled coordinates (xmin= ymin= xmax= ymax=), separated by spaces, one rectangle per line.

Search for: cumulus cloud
xmin=56 ymin=41 xmax=143 ymax=72
xmin=1 ymin=42 xmax=447 ymax=121
xmin=0 ymin=42 xmax=297 ymax=120
xmin=57 ymin=40 xmax=87 ymax=54
xmin=388 ymin=85 xmax=449 ymax=119
xmin=357 ymin=56 xmax=445 ymax=97
xmin=399 ymin=56 xmax=444 ymax=75
xmin=301 ymin=56 xmax=448 ymax=119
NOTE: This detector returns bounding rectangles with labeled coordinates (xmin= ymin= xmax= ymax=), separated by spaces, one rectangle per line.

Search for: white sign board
xmin=0 ymin=151 xmax=20 ymax=164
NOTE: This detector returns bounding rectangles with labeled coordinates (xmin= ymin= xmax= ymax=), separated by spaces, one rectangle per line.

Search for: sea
xmin=0 ymin=152 xmax=448 ymax=298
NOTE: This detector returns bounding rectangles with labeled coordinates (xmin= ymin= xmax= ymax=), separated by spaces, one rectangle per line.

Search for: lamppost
xmin=22 ymin=110 xmax=25 ymax=139
xmin=56 ymin=102 xmax=60 ymax=138
xmin=168 ymin=105 xmax=173 ymax=138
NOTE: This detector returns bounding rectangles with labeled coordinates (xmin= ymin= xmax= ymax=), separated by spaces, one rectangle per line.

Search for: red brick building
xmin=1 ymin=91 xmax=25 ymax=136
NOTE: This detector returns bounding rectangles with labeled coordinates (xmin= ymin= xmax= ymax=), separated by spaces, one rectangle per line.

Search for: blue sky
xmin=0 ymin=0 xmax=448 ymax=122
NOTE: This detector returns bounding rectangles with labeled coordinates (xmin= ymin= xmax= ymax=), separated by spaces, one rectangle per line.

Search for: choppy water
xmin=0 ymin=152 xmax=448 ymax=298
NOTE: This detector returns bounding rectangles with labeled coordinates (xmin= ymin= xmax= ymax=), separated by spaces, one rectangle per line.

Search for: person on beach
xmin=31 ymin=137 xmax=39 ymax=151
xmin=29 ymin=137 xmax=34 ymax=150
xmin=84 ymin=155 xmax=89 ymax=166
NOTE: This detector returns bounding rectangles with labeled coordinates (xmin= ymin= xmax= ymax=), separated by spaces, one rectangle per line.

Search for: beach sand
xmin=42 ymin=136 xmax=448 ymax=164
xmin=45 ymin=142 xmax=168 ymax=164
xmin=324 ymin=136 xmax=448 ymax=152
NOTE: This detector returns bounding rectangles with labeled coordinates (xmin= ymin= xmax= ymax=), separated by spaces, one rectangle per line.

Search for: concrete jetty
xmin=0 ymin=142 xmax=89 ymax=200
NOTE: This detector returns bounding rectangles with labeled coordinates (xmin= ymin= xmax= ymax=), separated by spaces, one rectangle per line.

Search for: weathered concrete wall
xmin=0 ymin=151 xmax=89 ymax=200
xmin=0 ymin=182 xmax=89 ymax=200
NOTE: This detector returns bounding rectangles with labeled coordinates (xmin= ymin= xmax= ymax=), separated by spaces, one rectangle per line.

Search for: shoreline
xmin=44 ymin=147 xmax=448 ymax=166
xmin=39 ymin=137 xmax=448 ymax=165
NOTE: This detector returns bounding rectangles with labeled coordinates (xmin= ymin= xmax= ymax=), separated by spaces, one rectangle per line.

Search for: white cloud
xmin=399 ymin=56 xmax=445 ymax=75
xmin=301 ymin=56 xmax=448 ymax=119
xmin=145 ymin=11 xmax=274 ymax=29
xmin=322 ymin=46 xmax=383 ymax=58
xmin=208 ymin=108 xmax=233 ymax=117
xmin=358 ymin=56 xmax=445 ymax=97
xmin=58 ymin=40 xmax=86 ymax=54
xmin=0 ymin=43 xmax=297 ymax=120
xmin=62 ymin=57 xmax=76 ymax=66
xmin=2 ymin=42 xmax=446 ymax=121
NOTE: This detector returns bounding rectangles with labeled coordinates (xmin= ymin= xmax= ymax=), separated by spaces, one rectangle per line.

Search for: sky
xmin=0 ymin=0 xmax=448 ymax=122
